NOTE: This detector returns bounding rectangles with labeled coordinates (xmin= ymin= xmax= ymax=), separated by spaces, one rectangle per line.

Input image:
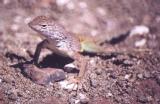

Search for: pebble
xmin=66 ymin=1 xmax=75 ymax=10
xmin=79 ymin=1 xmax=87 ymax=9
xmin=144 ymin=71 xmax=150 ymax=78
xmin=96 ymin=7 xmax=106 ymax=16
xmin=137 ymin=73 xmax=143 ymax=79
xmin=129 ymin=25 xmax=150 ymax=37
xmin=6 ymin=89 xmax=18 ymax=101
xmin=90 ymin=79 xmax=98 ymax=88
xmin=107 ymin=92 xmax=113 ymax=97
xmin=123 ymin=60 xmax=133 ymax=66
xmin=59 ymin=80 xmax=77 ymax=91
xmin=11 ymin=24 xmax=19 ymax=31
xmin=135 ymin=39 xmax=146 ymax=47
xmin=56 ymin=0 xmax=70 ymax=6
xmin=64 ymin=63 xmax=77 ymax=72
xmin=69 ymin=98 xmax=79 ymax=104
xmin=124 ymin=74 xmax=131 ymax=80
xmin=78 ymin=93 xmax=89 ymax=104
xmin=138 ymin=95 xmax=148 ymax=103
xmin=95 ymin=68 xmax=102 ymax=75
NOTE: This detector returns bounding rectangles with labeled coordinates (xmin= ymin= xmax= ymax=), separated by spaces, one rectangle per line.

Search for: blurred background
xmin=0 ymin=0 xmax=160 ymax=55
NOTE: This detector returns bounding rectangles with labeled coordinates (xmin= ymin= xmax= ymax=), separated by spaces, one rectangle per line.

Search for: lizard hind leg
xmin=67 ymin=53 xmax=87 ymax=87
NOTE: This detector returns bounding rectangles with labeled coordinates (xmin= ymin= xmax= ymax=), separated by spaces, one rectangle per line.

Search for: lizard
xmin=28 ymin=16 xmax=150 ymax=85
xmin=28 ymin=16 xmax=88 ymax=84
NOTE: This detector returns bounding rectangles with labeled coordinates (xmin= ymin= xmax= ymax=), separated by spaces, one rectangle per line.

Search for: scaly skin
xmin=28 ymin=16 xmax=87 ymax=83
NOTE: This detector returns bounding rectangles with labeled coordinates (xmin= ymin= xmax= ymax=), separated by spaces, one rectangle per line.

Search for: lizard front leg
xmin=33 ymin=39 xmax=49 ymax=65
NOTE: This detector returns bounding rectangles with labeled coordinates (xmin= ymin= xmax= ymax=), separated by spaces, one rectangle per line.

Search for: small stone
xmin=7 ymin=90 xmax=18 ymax=101
xmin=89 ymin=59 xmax=96 ymax=65
xmin=144 ymin=71 xmax=150 ymax=78
xmin=78 ymin=93 xmax=89 ymax=104
xmin=137 ymin=73 xmax=143 ymax=79
xmin=96 ymin=7 xmax=106 ymax=16
xmin=59 ymin=80 xmax=77 ymax=91
xmin=64 ymin=63 xmax=77 ymax=72
xmin=0 ymin=79 xmax=2 ymax=83
xmin=107 ymin=92 xmax=113 ymax=97
xmin=79 ymin=1 xmax=87 ymax=9
xmin=66 ymin=1 xmax=75 ymax=10
xmin=69 ymin=97 xmax=79 ymax=104
xmin=138 ymin=95 xmax=148 ymax=103
xmin=23 ymin=65 xmax=66 ymax=85
xmin=90 ymin=79 xmax=98 ymax=88
xmin=56 ymin=0 xmax=70 ymax=6
xmin=91 ymin=29 xmax=98 ymax=36
xmin=95 ymin=68 xmax=102 ymax=75
xmin=123 ymin=60 xmax=133 ymax=66
xmin=11 ymin=24 xmax=19 ymax=31
xmin=135 ymin=39 xmax=146 ymax=47
xmin=130 ymin=25 xmax=150 ymax=37
xmin=14 ymin=16 xmax=22 ymax=23
xmin=124 ymin=74 xmax=131 ymax=80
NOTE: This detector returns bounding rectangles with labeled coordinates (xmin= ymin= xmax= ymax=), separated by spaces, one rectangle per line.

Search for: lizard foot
xmin=68 ymin=77 xmax=81 ymax=85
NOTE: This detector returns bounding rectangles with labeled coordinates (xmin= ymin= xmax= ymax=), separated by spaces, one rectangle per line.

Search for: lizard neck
xmin=41 ymin=30 xmax=66 ymax=41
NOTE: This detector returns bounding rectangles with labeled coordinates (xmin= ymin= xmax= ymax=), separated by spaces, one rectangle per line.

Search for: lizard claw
xmin=67 ymin=77 xmax=81 ymax=85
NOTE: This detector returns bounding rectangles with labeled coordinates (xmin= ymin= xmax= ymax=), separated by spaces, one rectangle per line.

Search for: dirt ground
xmin=0 ymin=0 xmax=160 ymax=104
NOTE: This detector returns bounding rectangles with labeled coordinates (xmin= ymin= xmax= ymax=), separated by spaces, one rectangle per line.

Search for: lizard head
xmin=28 ymin=16 xmax=64 ymax=37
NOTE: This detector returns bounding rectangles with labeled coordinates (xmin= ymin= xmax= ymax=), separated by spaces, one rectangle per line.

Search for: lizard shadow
xmin=8 ymin=52 xmax=78 ymax=75
xmin=39 ymin=53 xmax=74 ymax=68
xmin=82 ymin=52 xmax=120 ymax=60
xmin=102 ymin=31 xmax=130 ymax=45
xmin=39 ymin=53 xmax=79 ymax=73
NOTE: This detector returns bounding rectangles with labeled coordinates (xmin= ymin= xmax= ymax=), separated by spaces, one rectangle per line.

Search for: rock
xmin=95 ymin=68 xmax=102 ymax=75
xmin=124 ymin=74 xmax=131 ymax=80
xmin=89 ymin=73 xmax=98 ymax=87
xmin=59 ymin=80 xmax=78 ymax=91
xmin=64 ymin=63 xmax=77 ymax=72
xmin=106 ymin=92 xmax=113 ymax=97
xmin=144 ymin=71 xmax=150 ymax=78
xmin=135 ymin=39 xmax=146 ymax=47
xmin=137 ymin=73 xmax=143 ymax=79
xmin=6 ymin=89 xmax=18 ymax=101
xmin=90 ymin=79 xmax=98 ymax=88
xmin=56 ymin=0 xmax=70 ymax=6
xmin=138 ymin=95 xmax=148 ymax=103
xmin=78 ymin=93 xmax=89 ymax=104
xmin=129 ymin=25 xmax=150 ymax=37
xmin=23 ymin=64 xmax=66 ymax=85
xmin=123 ymin=60 xmax=133 ymax=66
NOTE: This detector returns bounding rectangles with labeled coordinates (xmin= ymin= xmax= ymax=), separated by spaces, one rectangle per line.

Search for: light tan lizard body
xmin=28 ymin=16 xmax=87 ymax=83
